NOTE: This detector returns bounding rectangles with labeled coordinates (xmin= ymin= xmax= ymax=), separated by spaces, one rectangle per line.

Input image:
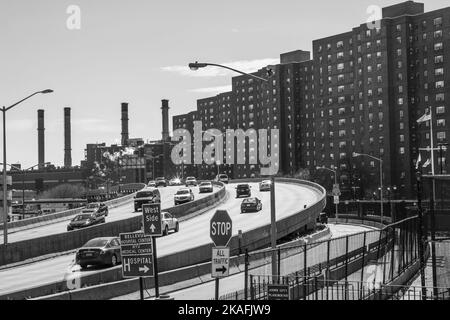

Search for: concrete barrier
xmin=0 ymin=184 xmax=226 ymax=267
xmin=1 ymin=179 xmax=326 ymax=299
xmin=0 ymin=183 xmax=146 ymax=232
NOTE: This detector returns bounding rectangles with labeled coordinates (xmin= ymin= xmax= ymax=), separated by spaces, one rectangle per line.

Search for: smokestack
xmin=121 ymin=103 xmax=129 ymax=147
xmin=64 ymin=107 xmax=72 ymax=168
xmin=37 ymin=110 xmax=45 ymax=170
xmin=161 ymin=99 xmax=170 ymax=142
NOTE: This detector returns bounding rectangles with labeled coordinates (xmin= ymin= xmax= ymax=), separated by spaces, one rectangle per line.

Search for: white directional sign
xmin=212 ymin=247 xmax=230 ymax=278
xmin=142 ymin=203 xmax=162 ymax=236
xmin=120 ymin=232 xmax=154 ymax=278
xmin=334 ymin=196 xmax=340 ymax=205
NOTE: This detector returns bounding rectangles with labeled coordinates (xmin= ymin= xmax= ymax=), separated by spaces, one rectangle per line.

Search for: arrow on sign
xmin=139 ymin=265 xmax=150 ymax=273
xmin=150 ymin=224 xmax=156 ymax=233
xmin=215 ymin=266 xmax=227 ymax=274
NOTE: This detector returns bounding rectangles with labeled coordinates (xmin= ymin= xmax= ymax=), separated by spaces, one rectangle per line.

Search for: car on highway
xmin=76 ymin=237 xmax=122 ymax=269
xmin=147 ymin=180 xmax=156 ymax=188
xmin=185 ymin=176 xmax=198 ymax=187
xmin=134 ymin=188 xmax=161 ymax=212
xmin=169 ymin=178 xmax=183 ymax=186
xmin=67 ymin=213 xmax=105 ymax=231
xmin=174 ymin=188 xmax=195 ymax=205
xmin=241 ymin=197 xmax=262 ymax=213
xmin=199 ymin=181 xmax=214 ymax=193
xmin=216 ymin=174 xmax=229 ymax=184
xmin=161 ymin=212 xmax=179 ymax=236
xmin=236 ymin=184 xmax=252 ymax=198
xmin=155 ymin=177 xmax=167 ymax=188
xmin=82 ymin=202 xmax=109 ymax=217
xmin=259 ymin=180 xmax=272 ymax=192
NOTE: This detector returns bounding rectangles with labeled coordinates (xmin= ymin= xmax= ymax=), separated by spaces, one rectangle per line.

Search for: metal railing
xmin=218 ymin=217 xmax=423 ymax=300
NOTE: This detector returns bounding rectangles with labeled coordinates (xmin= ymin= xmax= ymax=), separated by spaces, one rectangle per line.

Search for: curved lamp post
xmin=189 ymin=61 xmax=281 ymax=282
xmin=353 ymin=152 xmax=384 ymax=224
xmin=2 ymin=89 xmax=53 ymax=245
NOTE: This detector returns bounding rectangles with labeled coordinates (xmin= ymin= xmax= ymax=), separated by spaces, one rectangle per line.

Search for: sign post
xmin=119 ymin=232 xmax=154 ymax=300
xmin=210 ymin=210 xmax=233 ymax=300
xmin=267 ymin=284 xmax=290 ymax=300
xmin=142 ymin=203 xmax=162 ymax=299
xmin=333 ymin=184 xmax=341 ymax=220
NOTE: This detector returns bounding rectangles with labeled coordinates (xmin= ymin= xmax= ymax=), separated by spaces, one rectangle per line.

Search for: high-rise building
xmin=172 ymin=1 xmax=450 ymax=199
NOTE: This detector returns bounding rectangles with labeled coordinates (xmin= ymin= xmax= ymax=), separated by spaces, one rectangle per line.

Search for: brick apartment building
xmin=173 ymin=1 xmax=449 ymax=199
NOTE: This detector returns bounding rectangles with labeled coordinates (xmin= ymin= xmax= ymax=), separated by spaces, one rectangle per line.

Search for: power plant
xmin=37 ymin=109 xmax=45 ymax=170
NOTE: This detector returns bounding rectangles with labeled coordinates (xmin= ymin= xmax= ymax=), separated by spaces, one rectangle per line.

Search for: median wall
xmin=0 ymin=184 xmax=226 ymax=267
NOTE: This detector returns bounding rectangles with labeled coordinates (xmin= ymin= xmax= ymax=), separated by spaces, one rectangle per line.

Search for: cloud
xmin=188 ymin=85 xmax=232 ymax=94
xmin=162 ymin=58 xmax=279 ymax=78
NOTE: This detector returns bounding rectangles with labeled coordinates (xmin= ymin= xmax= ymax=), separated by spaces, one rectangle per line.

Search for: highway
xmin=2 ymin=186 xmax=218 ymax=243
xmin=0 ymin=181 xmax=320 ymax=297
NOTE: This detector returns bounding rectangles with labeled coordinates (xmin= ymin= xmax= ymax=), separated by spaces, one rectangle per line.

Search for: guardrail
xmin=0 ymin=184 xmax=146 ymax=233
xmin=0 ymin=178 xmax=326 ymax=300
xmin=0 ymin=183 xmax=226 ymax=267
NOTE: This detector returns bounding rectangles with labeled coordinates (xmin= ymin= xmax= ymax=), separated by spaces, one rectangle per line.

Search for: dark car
xmin=155 ymin=177 xmax=167 ymax=188
xmin=134 ymin=188 xmax=161 ymax=212
xmin=185 ymin=177 xmax=198 ymax=187
xmin=241 ymin=197 xmax=263 ymax=213
xmin=199 ymin=181 xmax=213 ymax=193
xmin=174 ymin=188 xmax=195 ymax=206
xmin=83 ymin=202 xmax=109 ymax=217
xmin=236 ymin=184 xmax=252 ymax=198
xmin=67 ymin=213 xmax=105 ymax=231
xmin=76 ymin=237 xmax=122 ymax=269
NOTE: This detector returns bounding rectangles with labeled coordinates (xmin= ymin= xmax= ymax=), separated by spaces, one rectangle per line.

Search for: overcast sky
xmin=0 ymin=0 xmax=448 ymax=169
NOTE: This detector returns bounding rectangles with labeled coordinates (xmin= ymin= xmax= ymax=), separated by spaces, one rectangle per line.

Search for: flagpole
xmin=430 ymin=108 xmax=435 ymax=176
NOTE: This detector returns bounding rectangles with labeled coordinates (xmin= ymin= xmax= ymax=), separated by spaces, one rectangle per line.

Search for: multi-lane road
xmin=0 ymin=181 xmax=320 ymax=297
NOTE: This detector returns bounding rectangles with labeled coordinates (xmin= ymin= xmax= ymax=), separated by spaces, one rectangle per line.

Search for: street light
xmin=189 ymin=62 xmax=280 ymax=281
xmin=353 ymin=152 xmax=384 ymax=224
xmin=2 ymin=90 xmax=53 ymax=245
xmin=316 ymin=166 xmax=339 ymax=221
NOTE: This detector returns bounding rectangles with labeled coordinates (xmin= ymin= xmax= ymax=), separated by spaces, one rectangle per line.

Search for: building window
xmin=436 ymin=93 xmax=445 ymax=102
xmin=434 ymin=43 xmax=443 ymax=51
xmin=400 ymin=147 xmax=405 ymax=155
xmin=436 ymin=106 xmax=445 ymax=114
xmin=435 ymin=68 xmax=444 ymax=76
xmin=434 ymin=17 xmax=443 ymax=28
xmin=396 ymin=24 xmax=402 ymax=32
xmin=437 ymin=132 xmax=446 ymax=141
xmin=436 ymin=81 xmax=444 ymax=89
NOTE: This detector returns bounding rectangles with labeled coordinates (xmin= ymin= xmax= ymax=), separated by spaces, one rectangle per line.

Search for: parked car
xmin=155 ymin=177 xmax=167 ymax=188
xmin=169 ymin=178 xmax=183 ymax=186
xmin=174 ymin=188 xmax=195 ymax=205
xmin=317 ymin=212 xmax=328 ymax=224
xmin=216 ymin=174 xmax=229 ymax=184
xmin=161 ymin=212 xmax=179 ymax=236
xmin=241 ymin=198 xmax=263 ymax=213
xmin=76 ymin=237 xmax=122 ymax=269
xmin=134 ymin=188 xmax=161 ymax=212
xmin=236 ymin=184 xmax=252 ymax=198
xmin=199 ymin=181 xmax=214 ymax=193
xmin=67 ymin=213 xmax=105 ymax=231
xmin=83 ymin=202 xmax=109 ymax=217
xmin=259 ymin=180 xmax=272 ymax=192
xmin=147 ymin=180 xmax=156 ymax=188
xmin=185 ymin=177 xmax=198 ymax=187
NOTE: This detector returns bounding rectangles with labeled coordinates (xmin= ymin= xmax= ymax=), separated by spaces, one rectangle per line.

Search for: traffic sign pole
xmin=139 ymin=277 xmax=144 ymax=301
xmin=215 ymin=278 xmax=219 ymax=300
xmin=152 ymin=237 xmax=160 ymax=299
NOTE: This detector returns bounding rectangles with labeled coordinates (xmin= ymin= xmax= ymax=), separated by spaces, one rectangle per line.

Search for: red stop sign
xmin=210 ymin=210 xmax=233 ymax=247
